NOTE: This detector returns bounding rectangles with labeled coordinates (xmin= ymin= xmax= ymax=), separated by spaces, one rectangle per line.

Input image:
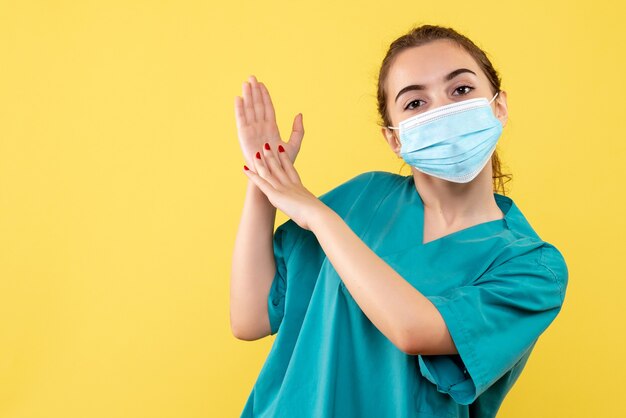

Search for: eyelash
xmin=404 ymin=85 xmax=475 ymax=110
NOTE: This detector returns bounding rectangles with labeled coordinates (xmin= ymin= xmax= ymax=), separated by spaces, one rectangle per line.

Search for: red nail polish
xmin=243 ymin=165 xmax=249 ymax=171
xmin=256 ymin=151 xmax=261 ymax=159
xmin=264 ymin=143 xmax=271 ymax=150
xmin=278 ymin=145 xmax=285 ymax=153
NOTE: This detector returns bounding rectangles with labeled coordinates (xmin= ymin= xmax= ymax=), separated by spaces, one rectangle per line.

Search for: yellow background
xmin=0 ymin=0 xmax=623 ymax=417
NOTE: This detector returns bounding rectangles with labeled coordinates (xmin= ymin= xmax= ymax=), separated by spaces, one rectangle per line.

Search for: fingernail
xmin=278 ymin=145 xmax=285 ymax=153
xmin=256 ymin=151 xmax=261 ymax=159
xmin=243 ymin=165 xmax=249 ymax=171
xmin=264 ymin=143 xmax=271 ymax=150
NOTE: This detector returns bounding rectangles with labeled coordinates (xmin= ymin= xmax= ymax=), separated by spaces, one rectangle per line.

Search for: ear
xmin=494 ymin=90 xmax=508 ymax=127
xmin=381 ymin=126 xmax=402 ymax=157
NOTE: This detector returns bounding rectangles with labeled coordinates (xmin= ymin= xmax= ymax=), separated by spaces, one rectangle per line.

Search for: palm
xmin=234 ymin=75 xmax=304 ymax=168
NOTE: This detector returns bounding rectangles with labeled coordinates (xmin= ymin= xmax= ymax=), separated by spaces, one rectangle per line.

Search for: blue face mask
xmin=387 ymin=92 xmax=502 ymax=183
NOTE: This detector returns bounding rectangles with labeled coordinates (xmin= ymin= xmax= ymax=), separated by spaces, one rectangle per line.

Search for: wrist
xmin=307 ymin=201 xmax=337 ymax=233
xmin=246 ymin=180 xmax=276 ymax=210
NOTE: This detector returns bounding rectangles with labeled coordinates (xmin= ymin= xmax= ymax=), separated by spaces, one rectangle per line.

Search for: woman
xmin=231 ymin=24 xmax=568 ymax=418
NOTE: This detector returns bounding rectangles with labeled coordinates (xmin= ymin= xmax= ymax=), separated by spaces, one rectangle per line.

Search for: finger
xmin=261 ymin=142 xmax=290 ymax=186
xmin=288 ymin=113 xmax=305 ymax=150
xmin=276 ymin=144 xmax=302 ymax=184
xmin=252 ymin=149 xmax=282 ymax=190
xmin=242 ymin=81 xmax=256 ymax=123
xmin=249 ymin=75 xmax=265 ymax=123
xmin=234 ymin=96 xmax=247 ymax=129
xmin=259 ymin=82 xmax=276 ymax=123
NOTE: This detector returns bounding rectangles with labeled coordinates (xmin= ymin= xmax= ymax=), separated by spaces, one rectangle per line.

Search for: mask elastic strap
xmin=489 ymin=91 xmax=499 ymax=104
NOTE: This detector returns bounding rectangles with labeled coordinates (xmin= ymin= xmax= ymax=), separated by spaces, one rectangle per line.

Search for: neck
xmin=411 ymin=165 xmax=503 ymax=227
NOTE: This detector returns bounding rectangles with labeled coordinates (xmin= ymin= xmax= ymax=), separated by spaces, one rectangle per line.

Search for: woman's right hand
xmin=234 ymin=75 xmax=304 ymax=169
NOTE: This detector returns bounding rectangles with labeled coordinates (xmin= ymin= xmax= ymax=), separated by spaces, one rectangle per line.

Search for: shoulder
xmin=488 ymin=237 xmax=569 ymax=305
xmin=317 ymin=170 xmax=407 ymax=215
xmin=276 ymin=171 xmax=403 ymax=241
xmin=495 ymin=197 xmax=569 ymax=303
xmin=537 ymin=242 xmax=569 ymax=304
xmin=318 ymin=170 xmax=404 ymax=197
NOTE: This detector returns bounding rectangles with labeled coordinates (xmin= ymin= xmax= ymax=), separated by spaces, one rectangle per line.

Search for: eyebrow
xmin=394 ymin=68 xmax=477 ymax=103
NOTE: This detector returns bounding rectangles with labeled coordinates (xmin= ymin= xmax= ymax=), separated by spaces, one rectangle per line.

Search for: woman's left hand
xmin=243 ymin=142 xmax=325 ymax=231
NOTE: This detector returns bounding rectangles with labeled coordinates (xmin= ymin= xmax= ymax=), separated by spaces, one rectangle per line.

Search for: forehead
xmin=386 ymin=40 xmax=480 ymax=94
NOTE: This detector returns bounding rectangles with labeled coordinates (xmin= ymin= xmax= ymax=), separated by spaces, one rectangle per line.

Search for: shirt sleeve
xmin=267 ymin=171 xmax=380 ymax=335
xmin=267 ymin=219 xmax=302 ymax=335
xmin=417 ymin=241 xmax=569 ymax=405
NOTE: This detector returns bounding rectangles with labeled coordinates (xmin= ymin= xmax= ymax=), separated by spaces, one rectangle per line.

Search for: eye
xmin=404 ymin=99 xmax=425 ymax=111
xmin=453 ymin=85 xmax=474 ymax=95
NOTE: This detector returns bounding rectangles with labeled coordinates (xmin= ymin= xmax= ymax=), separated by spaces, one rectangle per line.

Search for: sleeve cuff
xmin=417 ymin=295 xmax=484 ymax=405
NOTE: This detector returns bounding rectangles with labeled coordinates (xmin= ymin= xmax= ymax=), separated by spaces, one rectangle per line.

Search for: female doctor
xmin=231 ymin=24 xmax=568 ymax=418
